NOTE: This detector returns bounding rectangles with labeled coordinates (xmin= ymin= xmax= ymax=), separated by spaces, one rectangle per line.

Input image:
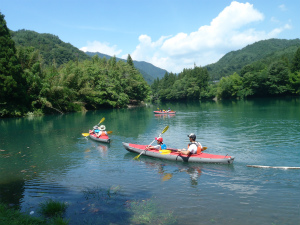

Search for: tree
xmin=127 ymin=54 xmax=134 ymax=67
xmin=291 ymin=47 xmax=300 ymax=73
xmin=266 ymin=60 xmax=290 ymax=95
xmin=0 ymin=12 xmax=28 ymax=116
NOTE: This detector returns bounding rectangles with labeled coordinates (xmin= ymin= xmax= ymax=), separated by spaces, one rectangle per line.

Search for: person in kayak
xmin=177 ymin=133 xmax=203 ymax=155
xmin=146 ymin=137 xmax=167 ymax=150
xmin=90 ymin=125 xmax=100 ymax=135
xmin=97 ymin=125 xmax=108 ymax=137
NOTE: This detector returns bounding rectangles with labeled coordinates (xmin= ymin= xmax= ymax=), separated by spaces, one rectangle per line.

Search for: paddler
xmin=97 ymin=125 xmax=108 ymax=137
xmin=177 ymin=133 xmax=203 ymax=155
xmin=146 ymin=137 xmax=167 ymax=150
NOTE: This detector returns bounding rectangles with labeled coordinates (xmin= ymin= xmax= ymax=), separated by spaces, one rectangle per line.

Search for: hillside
xmin=85 ymin=52 xmax=167 ymax=84
xmin=10 ymin=29 xmax=300 ymax=83
xmin=11 ymin=29 xmax=90 ymax=67
xmin=205 ymin=38 xmax=300 ymax=80
xmin=10 ymin=29 xmax=167 ymax=84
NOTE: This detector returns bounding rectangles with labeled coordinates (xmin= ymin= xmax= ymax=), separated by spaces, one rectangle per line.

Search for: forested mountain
xmin=205 ymin=38 xmax=300 ymax=80
xmin=10 ymin=29 xmax=167 ymax=84
xmin=86 ymin=52 xmax=167 ymax=84
xmin=11 ymin=29 xmax=90 ymax=67
xmin=1 ymin=13 xmax=150 ymax=117
xmin=152 ymin=40 xmax=300 ymax=101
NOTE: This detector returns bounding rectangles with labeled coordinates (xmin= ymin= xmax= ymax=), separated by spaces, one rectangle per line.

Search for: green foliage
xmin=0 ymin=202 xmax=68 ymax=225
xmin=206 ymin=38 xmax=300 ymax=80
xmin=127 ymin=198 xmax=177 ymax=225
xmin=86 ymin=51 xmax=168 ymax=84
xmin=0 ymin=12 xmax=30 ymax=117
xmin=291 ymin=47 xmax=300 ymax=73
xmin=0 ymin=12 xmax=151 ymax=117
xmin=38 ymin=199 xmax=67 ymax=218
xmin=11 ymin=29 xmax=90 ymax=67
xmin=0 ymin=202 xmax=45 ymax=225
xmin=152 ymin=66 xmax=211 ymax=101
xmin=217 ymin=73 xmax=243 ymax=99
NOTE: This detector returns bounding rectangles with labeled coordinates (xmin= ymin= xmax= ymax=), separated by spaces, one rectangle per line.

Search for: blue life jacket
xmin=160 ymin=143 xmax=167 ymax=150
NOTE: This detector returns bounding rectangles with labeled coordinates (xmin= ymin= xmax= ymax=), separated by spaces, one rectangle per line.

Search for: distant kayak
xmin=89 ymin=130 xmax=110 ymax=143
xmin=123 ymin=142 xmax=234 ymax=164
xmin=153 ymin=110 xmax=176 ymax=114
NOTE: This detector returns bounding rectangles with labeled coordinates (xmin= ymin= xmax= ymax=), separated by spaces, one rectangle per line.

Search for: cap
xmin=155 ymin=137 xmax=163 ymax=142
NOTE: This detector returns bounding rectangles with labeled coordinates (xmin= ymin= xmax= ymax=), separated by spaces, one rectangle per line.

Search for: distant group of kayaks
xmin=82 ymin=117 xmax=235 ymax=164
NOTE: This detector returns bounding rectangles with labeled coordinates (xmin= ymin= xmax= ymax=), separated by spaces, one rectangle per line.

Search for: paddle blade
xmin=133 ymin=154 xmax=141 ymax=160
xmin=162 ymin=173 xmax=173 ymax=182
xmin=99 ymin=117 xmax=105 ymax=124
xmin=82 ymin=133 xmax=90 ymax=137
xmin=202 ymin=147 xmax=207 ymax=151
xmin=162 ymin=125 xmax=169 ymax=134
xmin=107 ymin=131 xmax=113 ymax=134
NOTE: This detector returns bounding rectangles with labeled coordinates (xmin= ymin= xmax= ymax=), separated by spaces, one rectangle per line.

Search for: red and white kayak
xmin=123 ymin=142 xmax=234 ymax=164
xmin=89 ymin=130 xmax=110 ymax=143
xmin=153 ymin=110 xmax=176 ymax=114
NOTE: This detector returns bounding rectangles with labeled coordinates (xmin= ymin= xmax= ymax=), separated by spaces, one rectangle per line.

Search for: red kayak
xmin=123 ymin=142 xmax=234 ymax=164
xmin=89 ymin=130 xmax=110 ymax=143
xmin=153 ymin=110 xmax=176 ymax=114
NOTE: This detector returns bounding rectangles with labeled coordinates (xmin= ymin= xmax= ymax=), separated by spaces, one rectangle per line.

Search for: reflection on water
xmin=1 ymin=98 xmax=300 ymax=225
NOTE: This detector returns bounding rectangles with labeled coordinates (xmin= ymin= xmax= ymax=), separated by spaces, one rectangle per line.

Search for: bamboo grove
xmin=1 ymin=12 xmax=150 ymax=117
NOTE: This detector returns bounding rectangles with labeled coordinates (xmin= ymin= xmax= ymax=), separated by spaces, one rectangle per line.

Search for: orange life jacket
xmin=99 ymin=131 xmax=107 ymax=136
xmin=187 ymin=142 xmax=202 ymax=154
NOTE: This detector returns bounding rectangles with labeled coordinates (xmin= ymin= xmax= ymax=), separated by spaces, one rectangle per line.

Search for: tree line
xmin=0 ymin=12 xmax=150 ymax=117
xmin=151 ymin=48 xmax=300 ymax=101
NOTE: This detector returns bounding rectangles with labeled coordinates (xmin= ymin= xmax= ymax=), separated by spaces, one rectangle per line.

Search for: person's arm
xmin=177 ymin=148 xmax=191 ymax=155
xmin=146 ymin=145 xmax=160 ymax=150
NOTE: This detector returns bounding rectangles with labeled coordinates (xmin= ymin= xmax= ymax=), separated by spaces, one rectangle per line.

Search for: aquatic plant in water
xmin=38 ymin=199 xmax=68 ymax=218
xmin=126 ymin=198 xmax=177 ymax=225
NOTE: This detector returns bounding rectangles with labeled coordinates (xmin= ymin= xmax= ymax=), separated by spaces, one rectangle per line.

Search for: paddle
xmin=82 ymin=131 xmax=112 ymax=137
xmin=98 ymin=117 xmax=105 ymax=125
xmin=159 ymin=147 xmax=207 ymax=155
xmin=133 ymin=125 xmax=169 ymax=160
xmin=82 ymin=117 xmax=107 ymax=137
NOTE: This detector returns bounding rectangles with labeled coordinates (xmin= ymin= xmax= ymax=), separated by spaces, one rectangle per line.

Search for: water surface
xmin=0 ymin=98 xmax=299 ymax=224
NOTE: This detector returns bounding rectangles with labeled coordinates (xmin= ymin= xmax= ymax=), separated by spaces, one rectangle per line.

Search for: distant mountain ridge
xmin=11 ymin=29 xmax=300 ymax=82
xmin=205 ymin=38 xmax=300 ymax=80
xmin=85 ymin=52 xmax=167 ymax=84
xmin=10 ymin=29 xmax=167 ymax=84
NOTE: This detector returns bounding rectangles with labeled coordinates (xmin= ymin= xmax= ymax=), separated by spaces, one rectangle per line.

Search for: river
xmin=0 ymin=98 xmax=299 ymax=225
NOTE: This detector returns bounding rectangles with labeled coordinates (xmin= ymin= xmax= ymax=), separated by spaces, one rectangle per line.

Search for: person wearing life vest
xmin=146 ymin=137 xmax=167 ymax=150
xmin=177 ymin=133 xmax=203 ymax=155
xmin=97 ymin=125 xmax=108 ymax=137
xmin=90 ymin=125 xmax=100 ymax=135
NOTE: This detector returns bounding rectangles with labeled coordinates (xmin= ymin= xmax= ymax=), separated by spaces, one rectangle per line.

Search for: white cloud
xmin=80 ymin=41 xmax=122 ymax=56
xmin=279 ymin=4 xmax=287 ymax=11
xmin=130 ymin=1 xmax=290 ymax=73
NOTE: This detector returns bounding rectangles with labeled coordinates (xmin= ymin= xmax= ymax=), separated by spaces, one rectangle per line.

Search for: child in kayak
xmin=146 ymin=137 xmax=167 ymax=150
xmin=177 ymin=133 xmax=203 ymax=155
xmin=97 ymin=125 xmax=108 ymax=137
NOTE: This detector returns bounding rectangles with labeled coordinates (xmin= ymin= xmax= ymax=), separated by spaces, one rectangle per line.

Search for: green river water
xmin=0 ymin=98 xmax=299 ymax=225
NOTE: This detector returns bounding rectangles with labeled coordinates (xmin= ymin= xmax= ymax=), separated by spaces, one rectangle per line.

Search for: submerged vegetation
xmin=0 ymin=200 xmax=68 ymax=225
xmin=0 ymin=186 xmax=176 ymax=225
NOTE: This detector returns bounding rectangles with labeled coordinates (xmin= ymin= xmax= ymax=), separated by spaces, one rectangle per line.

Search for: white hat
xmin=99 ymin=125 xmax=106 ymax=131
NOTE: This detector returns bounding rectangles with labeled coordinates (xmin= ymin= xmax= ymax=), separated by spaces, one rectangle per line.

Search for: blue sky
xmin=1 ymin=0 xmax=299 ymax=73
